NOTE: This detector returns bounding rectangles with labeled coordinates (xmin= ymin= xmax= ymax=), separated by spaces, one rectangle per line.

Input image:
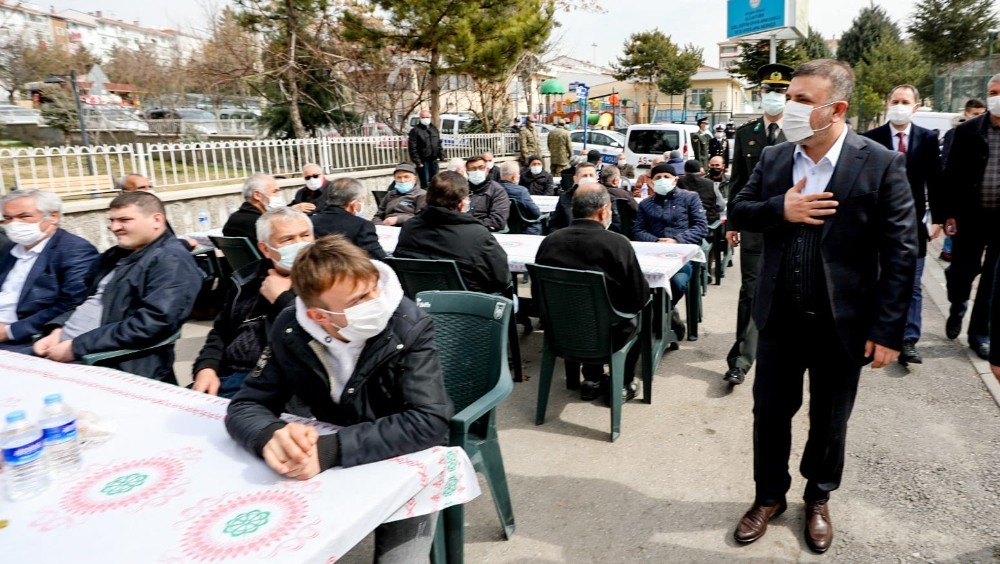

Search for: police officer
xmin=722 ymin=62 xmax=793 ymax=386
xmin=691 ymin=117 xmax=712 ymax=168
xmin=709 ymin=124 xmax=730 ymax=169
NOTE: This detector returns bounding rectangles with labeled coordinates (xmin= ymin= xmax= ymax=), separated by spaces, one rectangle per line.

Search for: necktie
xmin=767 ymin=122 xmax=778 ymax=145
xmin=897 ymin=132 xmax=907 ymax=154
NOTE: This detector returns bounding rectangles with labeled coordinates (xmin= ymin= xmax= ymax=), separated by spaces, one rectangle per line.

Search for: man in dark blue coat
xmin=0 ymin=190 xmax=98 ymax=351
xmin=498 ymin=160 xmax=542 ymax=235
xmin=861 ymin=83 xmax=942 ymax=365
xmin=33 ymin=191 xmax=202 ymax=383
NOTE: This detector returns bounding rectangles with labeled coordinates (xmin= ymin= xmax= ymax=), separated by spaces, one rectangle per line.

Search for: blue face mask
xmin=269 ymin=241 xmax=312 ymax=271
xmin=395 ymin=181 xmax=414 ymax=194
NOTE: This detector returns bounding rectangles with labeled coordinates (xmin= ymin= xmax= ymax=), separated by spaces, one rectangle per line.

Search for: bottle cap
xmin=44 ymin=393 xmax=62 ymax=404
xmin=6 ymin=410 xmax=26 ymax=423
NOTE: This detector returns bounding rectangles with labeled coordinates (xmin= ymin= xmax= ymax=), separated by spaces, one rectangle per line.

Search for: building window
xmin=721 ymin=46 xmax=737 ymax=54
xmin=689 ymin=88 xmax=712 ymax=108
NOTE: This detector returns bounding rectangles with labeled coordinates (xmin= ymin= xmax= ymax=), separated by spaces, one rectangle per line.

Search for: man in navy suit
xmin=861 ymin=84 xmax=942 ymax=366
xmin=0 ymin=190 xmax=98 ymax=351
xmin=730 ymin=59 xmax=917 ymax=553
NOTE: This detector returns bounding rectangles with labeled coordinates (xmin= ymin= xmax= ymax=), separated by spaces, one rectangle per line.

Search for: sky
xmin=29 ymin=0 xmax=1000 ymax=68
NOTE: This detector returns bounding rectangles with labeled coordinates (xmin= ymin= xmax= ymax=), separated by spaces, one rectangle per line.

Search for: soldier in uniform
xmin=709 ymin=124 xmax=730 ymax=169
xmin=691 ymin=117 xmax=712 ymax=168
xmin=721 ymin=62 xmax=793 ymax=386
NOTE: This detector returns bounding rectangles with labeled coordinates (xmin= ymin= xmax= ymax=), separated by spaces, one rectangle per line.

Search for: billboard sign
xmin=727 ymin=0 xmax=807 ymax=40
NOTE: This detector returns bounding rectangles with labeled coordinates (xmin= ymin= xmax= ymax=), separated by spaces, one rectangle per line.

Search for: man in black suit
xmin=941 ymin=76 xmax=1000 ymax=360
xmin=310 ymin=178 xmax=386 ymax=260
xmin=288 ymin=163 xmax=329 ymax=216
xmin=729 ymin=59 xmax=917 ymax=554
xmin=861 ymin=84 xmax=942 ymax=366
xmin=677 ymin=160 xmax=720 ymax=224
xmin=723 ymin=62 xmax=792 ymax=386
xmin=224 ymin=174 xmax=285 ymax=245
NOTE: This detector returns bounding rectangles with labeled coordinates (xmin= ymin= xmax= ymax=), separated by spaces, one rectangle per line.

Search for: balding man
xmin=289 ymin=163 xmax=329 ymax=216
xmin=499 ymin=160 xmax=542 ymax=235
xmin=535 ymin=182 xmax=650 ymax=403
xmin=116 ymin=174 xmax=154 ymax=193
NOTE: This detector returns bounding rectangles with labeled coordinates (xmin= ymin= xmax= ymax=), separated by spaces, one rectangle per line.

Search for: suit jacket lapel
xmin=18 ymin=230 xmax=59 ymax=303
xmin=822 ymin=131 xmax=869 ymax=241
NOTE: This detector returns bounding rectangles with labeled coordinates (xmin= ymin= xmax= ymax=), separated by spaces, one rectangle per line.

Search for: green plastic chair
xmin=80 ymin=330 xmax=182 ymax=366
xmin=417 ymin=291 xmax=515 ymax=564
xmin=386 ymin=257 xmax=524 ymax=382
xmin=371 ymin=189 xmax=388 ymax=206
xmin=209 ymin=235 xmax=262 ymax=273
xmin=526 ymin=264 xmax=652 ymax=442
xmin=506 ymin=200 xmax=545 ymax=235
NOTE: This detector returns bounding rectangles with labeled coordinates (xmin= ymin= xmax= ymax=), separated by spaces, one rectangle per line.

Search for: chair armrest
xmin=609 ymin=294 xmax=652 ymax=322
xmin=81 ymin=331 xmax=181 ymax=366
xmin=707 ymin=219 xmax=722 ymax=230
xmin=449 ymin=380 xmax=513 ymax=437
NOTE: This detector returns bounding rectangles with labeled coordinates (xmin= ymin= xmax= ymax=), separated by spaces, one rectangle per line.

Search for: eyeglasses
xmin=304 ymin=174 xmax=321 ymax=180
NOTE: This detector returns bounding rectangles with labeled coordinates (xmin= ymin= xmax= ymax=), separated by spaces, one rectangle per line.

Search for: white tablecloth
xmin=187 ymin=227 xmax=225 ymax=249
xmin=0 ymin=352 xmax=479 ymax=563
xmin=376 ymin=226 xmax=704 ymax=290
xmin=531 ymin=195 xmax=560 ymax=213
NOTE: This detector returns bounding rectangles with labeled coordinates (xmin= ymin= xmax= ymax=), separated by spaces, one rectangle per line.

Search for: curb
xmin=922 ymin=238 xmax=1000 ymax=408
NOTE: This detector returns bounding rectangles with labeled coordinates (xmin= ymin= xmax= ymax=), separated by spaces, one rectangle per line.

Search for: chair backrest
xmin=384 ymin=257 xmax=467 ymax=299
xmin=615 ymin=199 xmax=637 ymax=241
xmin=371 ymin=190 xmax=389 ymax=206
xmin=415 ymin=291 xmax=512 ymax=414
xmin=526 ymin=263 xmax=628 ymax=362
xmin=209 ymin=236 xmax=262 ymax=272
xmin=506 ymin=199 xmax=536 ymax=235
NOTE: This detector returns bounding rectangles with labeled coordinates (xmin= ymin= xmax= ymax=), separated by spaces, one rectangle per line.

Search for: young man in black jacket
xmin=225 ymin=235 xmax=452 ymax=559
xmin=192 ymin=207 xmax=314 ymax=397
xmin=33 ymin=191 xmax=202 ymax=383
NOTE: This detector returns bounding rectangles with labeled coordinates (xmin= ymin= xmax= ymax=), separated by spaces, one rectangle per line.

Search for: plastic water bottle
xmin=1 ymin=410 xmax=50 ymax=501
xmin=39 ymin=393 xmax=82 ymax=478
xmin=197 ymin=210 xmax=211 ymax=232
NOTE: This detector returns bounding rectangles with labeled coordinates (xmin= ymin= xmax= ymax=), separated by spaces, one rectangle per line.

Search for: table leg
xmin=686 ymin=262 xmax=701 ymax=341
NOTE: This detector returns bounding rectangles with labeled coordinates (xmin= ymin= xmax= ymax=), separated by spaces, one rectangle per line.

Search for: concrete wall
xmin=59 ymin=156 xmax=519 ymax=250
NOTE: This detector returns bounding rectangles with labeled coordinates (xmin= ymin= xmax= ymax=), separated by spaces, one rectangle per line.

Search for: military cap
xmin=757 ymin=63 xmax=794 ymax=86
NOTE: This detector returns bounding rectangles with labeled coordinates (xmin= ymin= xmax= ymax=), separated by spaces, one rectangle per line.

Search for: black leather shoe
xmin=946 ymin=312 xmax=962 ymax=340
xmin=804 ymin=499 xmax=833 ymax=553
xmin=671 ymin=309 xmax=686 ymax=342
xmin=734 ymin=500 xmax=787 ymax=544
xmin=972 ymin=342 xmax=991 ymax=361
xmin=579 ymin=380 xmax=602 ymax=401
xmin=723 ymin=367 xmax=746 ymax=385
xmin=898 ymin=340 xmax=922 ymax=365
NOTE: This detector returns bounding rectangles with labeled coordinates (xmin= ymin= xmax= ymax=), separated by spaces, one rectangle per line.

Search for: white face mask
xmin=782 ymin=99 xmax=839 ymax=144
xmin=529 ymin=165 xmax=543 ymax=175
xmin=577 ymin=177 xmax=597 ymax=186
xmin=318 ymin=293 xmax=394 ymax=342
xmin=264 ymin=194 xmax=286 ymax=211
xmin=886 ymin=104 xmax=914 ymax=126
xmin=652 ymin=178 xmax=676 ymax=195
xmin=305 ymin=177 xmax=323 ymax=191
xmin=761 ymin=92 xmax=786 ymax=117
xmin=5 ymin=220 xmax=46 ymax=246
xmin=354 ymin=202 xmax=365 ymax=217
xmin=485 ymin=161 xmax=494 ymax=170
xmin=988 ymin=96 xmax=1000 ymax=117
xmin=468 ymin=170 xmax=487 ymax=185
xmin=420 ymin=118 xmax=432 ymax=126
xmin=616 ymin=159 xmax=627 ymax=168
xmin=267 ymin=240 xmax=312 ymax=272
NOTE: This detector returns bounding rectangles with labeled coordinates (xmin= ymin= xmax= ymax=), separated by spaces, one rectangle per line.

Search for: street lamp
xmin=44 ymin=70 xmax=93 ymax=174
xmin=989 ymin=28 xmax=998 ymax=74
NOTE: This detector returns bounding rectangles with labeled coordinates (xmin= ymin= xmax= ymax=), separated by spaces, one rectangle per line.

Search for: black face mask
xmin=708 ymin=168 xmax=723 ymax=178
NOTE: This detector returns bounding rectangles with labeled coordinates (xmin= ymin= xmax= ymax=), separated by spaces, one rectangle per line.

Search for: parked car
xmin=145 ymin=107 xmax=220 ymax=135
xmin=623 ymin=123 xmax=699 ymax=169
xmin=81 ymin=105 xmax=150 ymax=131
xmin=570 ymin=129 xmax=627 ymax=164
xmin=0 ymin=104 xmax=43 ymax=125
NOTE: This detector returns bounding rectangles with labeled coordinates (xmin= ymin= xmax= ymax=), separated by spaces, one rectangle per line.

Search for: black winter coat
xmin=48 ymin=231 xmax=203 ymax=382
xmin=225 ymin=297 xmax=453 ymax=469
xmin=394 ymin=206 xmax=511 ymax=294
xmin=311 ymin=206 xmax=387 ymax=260
xmin=408 ymin=124 xmax=443 ymax=162
xmin=223 ymin=201 xmax=263 ymax=245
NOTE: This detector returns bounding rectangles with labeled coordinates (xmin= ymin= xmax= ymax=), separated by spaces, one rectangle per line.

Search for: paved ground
xmin=174 ymin=240 xmax=1000 ymax=563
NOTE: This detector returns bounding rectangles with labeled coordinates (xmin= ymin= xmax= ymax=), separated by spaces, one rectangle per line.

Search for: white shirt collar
xmin=891 ymin=122 xmax=912 ymax=138
xmin=794 ymin=124 xmax=849 ymax=167
xmin=10 ymin=232 xmax=52 ymax=259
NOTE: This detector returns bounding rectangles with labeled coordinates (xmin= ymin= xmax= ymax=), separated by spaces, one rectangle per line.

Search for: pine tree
xmin=730 ymin=40 xmax=806 ymax=83
xmin=836 ymin=5 xmax=900 ymax=66
xmin=801 ymin=26 xmax=833 ymax=60
xmin=613 ymin=30 xmax=701 ymax=123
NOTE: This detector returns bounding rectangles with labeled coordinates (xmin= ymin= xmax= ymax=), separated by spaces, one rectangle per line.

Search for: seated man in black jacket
xmin=395 ymin=171 xmax=511 ymax=294
xmin=224 ymin=173 xmax=285 ymax=245
xmin=226 ymin=235 xmax=452 ymax=559
xmin=33 ymin=191 xmax=202 ymax=383
xmin=192 ymin=207 xmax=314 ymax=397
xmin=678 ymin=160 xmax=721 ymax=225
xmin=466 ymin=156 xmax=510 ymax=232
xmin=310 ymin=178 xmax=386 ymax=260
xmin=536 ymin=183 xmax=651 ymax=403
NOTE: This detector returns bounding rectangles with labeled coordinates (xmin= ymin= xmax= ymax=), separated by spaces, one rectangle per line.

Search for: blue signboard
xmin=728 ymin=0 xmax=786 ymax=38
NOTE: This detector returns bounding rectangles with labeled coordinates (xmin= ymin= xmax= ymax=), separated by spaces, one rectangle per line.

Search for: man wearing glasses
xmin=289 ymin=163 xmax=329 ymax=216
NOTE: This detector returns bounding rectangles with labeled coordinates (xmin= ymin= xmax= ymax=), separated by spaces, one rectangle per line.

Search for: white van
xmin=623 ymin=123 xmax=700 ymax=169
xmin=910 ymin=110 xmax=961 ymax=140
xmin=407 ymin=113 xmax=475 ymax=135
